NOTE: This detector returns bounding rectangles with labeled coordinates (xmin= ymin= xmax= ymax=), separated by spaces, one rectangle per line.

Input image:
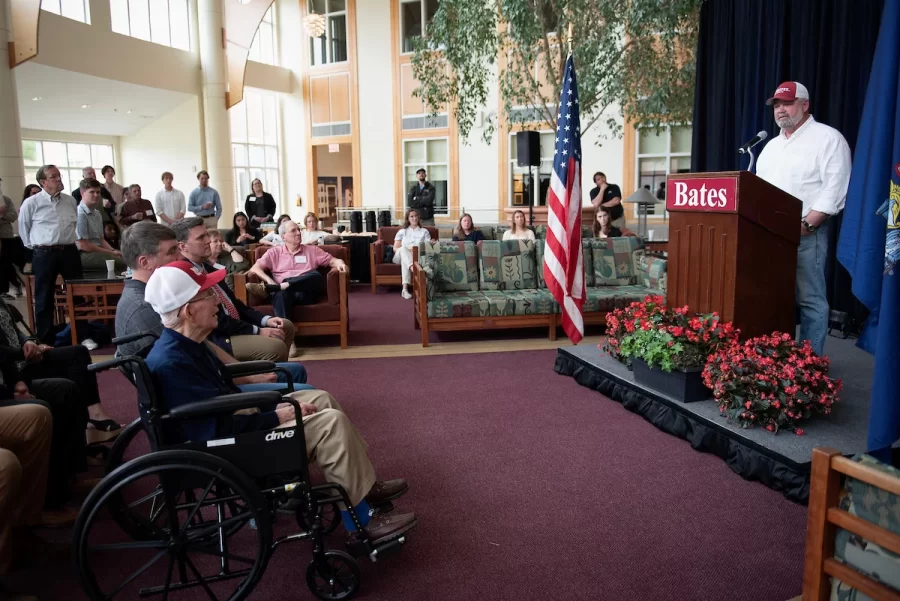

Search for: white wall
xmin=457 ymin=65 xmax=500 ymax=225
xmin=119 ymin=97 xmax=204 ymax=198
xmin=277 ymin=0 xmax=309 ymax=221
xmin=355 ymin=0 xmax=396 ymax=209
xmin=581 ymin=109 xmax=625 ymax=204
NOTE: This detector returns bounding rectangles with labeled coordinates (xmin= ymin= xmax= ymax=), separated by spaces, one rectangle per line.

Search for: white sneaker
xmin=401 ymin=289 xmax=412 ymax=300
xmin=82 ymin=338 xmax=99 ymax=351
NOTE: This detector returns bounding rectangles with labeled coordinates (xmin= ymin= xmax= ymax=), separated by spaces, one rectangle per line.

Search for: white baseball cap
xmin=766 ymin=81 xmax=810 ymax=106
xmin=145 ymin=260 xmax=225 ymax=315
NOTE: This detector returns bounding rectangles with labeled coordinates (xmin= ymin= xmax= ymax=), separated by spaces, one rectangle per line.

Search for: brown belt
xmin=33 ymin=244 xmax=76 ymax=251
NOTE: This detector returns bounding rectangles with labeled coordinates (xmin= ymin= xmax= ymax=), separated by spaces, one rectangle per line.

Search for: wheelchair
xmin=76 ymin=336 xmax=412 ymax=601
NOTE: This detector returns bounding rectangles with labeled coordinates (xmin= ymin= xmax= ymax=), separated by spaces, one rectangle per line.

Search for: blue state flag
xmin=836 ymin=0 xmax=900 ymax=457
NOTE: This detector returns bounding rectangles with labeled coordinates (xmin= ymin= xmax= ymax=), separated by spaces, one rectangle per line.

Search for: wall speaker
xmin=516 ymin=131 xmax=541 ymax=167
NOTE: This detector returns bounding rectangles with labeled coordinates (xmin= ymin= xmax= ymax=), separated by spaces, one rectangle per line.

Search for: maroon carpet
xmin=17 ymin=350 xmax=806 ymax=601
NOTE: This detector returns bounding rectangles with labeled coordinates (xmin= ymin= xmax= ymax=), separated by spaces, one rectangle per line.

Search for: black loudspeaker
xmin=378 ymin=211 xmax=391 ymax=228
xmin=350 ymin=211 xmax=362 ymax=234
xmin=365 ymin=211 xmax=376 ymax=232
xmin=516 ymin=131 xmax=541 ymax=167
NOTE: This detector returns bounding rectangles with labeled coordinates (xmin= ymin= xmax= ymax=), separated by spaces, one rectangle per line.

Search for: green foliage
xmin=616 ymin=327 xmax=684 ymax=372
xmin=410 ymin=0 xmax=703 ymax=144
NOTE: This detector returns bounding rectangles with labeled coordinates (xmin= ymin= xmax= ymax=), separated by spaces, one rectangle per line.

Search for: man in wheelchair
xmin=143 ymin=261 xmax=417 ymax=545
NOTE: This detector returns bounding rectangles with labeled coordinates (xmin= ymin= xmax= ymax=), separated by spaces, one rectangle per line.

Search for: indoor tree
xmin=409 ymin=0 xmax=703 ymax=143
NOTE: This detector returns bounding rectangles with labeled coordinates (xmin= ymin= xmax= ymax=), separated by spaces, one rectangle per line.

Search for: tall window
xmin=249 ymin=6 xmax=278 ymax=66
xmin=110 ymin=0 xmax=191 ymax=51
xmin=308 ymin=0 xmax=347 ymax=66
xmin=21 ymin=140 xmax=115 ymax=192
xmin=400 ymin=0 xmax=439 ymax=53
xmin=41 ymin=0 xmax=91 ymax=23
xmin=635 ymin=125 xmax=692 ymax=216
xmin=229 ymin=90 xmax=281 ymax=212
xmin=403 ymin=138 xmax=448 ymax=216
xmin=508 ymin=131 xmax=554 ymax=207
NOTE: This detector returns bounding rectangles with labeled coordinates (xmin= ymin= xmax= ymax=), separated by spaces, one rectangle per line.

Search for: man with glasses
xmin=19 ymin=165 xmax=91 ymax=347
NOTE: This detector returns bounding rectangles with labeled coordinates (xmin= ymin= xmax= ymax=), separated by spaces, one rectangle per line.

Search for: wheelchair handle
xmin=111 ymin=330 xmax=160 ymax=346
xmin=88 ymin=356 xmax=132 ymax=373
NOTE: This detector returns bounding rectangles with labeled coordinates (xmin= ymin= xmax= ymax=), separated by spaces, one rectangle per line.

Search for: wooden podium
xmin=664 ymin=171 xmax=802 ymax=339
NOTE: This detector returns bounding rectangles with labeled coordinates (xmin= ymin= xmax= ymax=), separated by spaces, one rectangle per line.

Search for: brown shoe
xmin=38 ymin=507 xmax=79 ymax=529
xmin=363 ymin=511 xmax=417 ymax=545
xmin=246 ymin=283 xmax=268 ymax=302
xmin=289 ymin=343 xmax=301 ymax=358
xmin=365 ymin=479 xmax=409 ymax=506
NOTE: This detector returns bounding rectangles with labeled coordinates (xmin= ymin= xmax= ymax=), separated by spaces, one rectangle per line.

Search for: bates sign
xmin=666 ymin=177 xmax=738 ymax=213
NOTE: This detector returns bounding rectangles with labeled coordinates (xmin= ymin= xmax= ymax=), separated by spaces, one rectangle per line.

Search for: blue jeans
xmin=796 ymin=221 xmax=830 ymax=356
xmin=237 ymin=362 xmax=313 ymax=393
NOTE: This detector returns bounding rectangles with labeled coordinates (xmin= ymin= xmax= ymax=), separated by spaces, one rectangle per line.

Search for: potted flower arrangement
xmin=703 ymin=332 xmax=842 ymax=434
xmin=604 ymin=296 xmax=739 ymax=403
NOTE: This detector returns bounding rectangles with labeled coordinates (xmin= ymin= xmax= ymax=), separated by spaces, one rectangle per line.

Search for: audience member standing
xmin=100 ymin=165 xmax=126 ymax=217
xmin=756 ymin=81 xmax=851 ymax=357
xmin=19 ymin=165 xmax=89 ymax=347
xmin=72 ymin=166 xmax=117 ymax=226
xmin=75 ymin=178 xmax=126 ymax=272
xmin=0 ymin=179 xmax=21 ymax=300
xmin=452 ymin=213 xmax=484 ymax=242
xmin=589 ymin=172 xmax=625 ymax=229
xmin=407 ymin=168 xmax=436 ymax=226
xmin=119 ymin=184 xmax=157 ymax=227
xmin=154 ymin=171 xmax=186 ymax=225
xmin=392 ymin=209 xmax=431 ymax=300
xmin=245 ymin=179 xmax=276 ymax=231
xmin=188 ymin=170 xmax=222 ymax=229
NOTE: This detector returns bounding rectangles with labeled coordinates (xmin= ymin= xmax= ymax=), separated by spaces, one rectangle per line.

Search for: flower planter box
xmin=632 ymin=359 xmax=711 ymax=403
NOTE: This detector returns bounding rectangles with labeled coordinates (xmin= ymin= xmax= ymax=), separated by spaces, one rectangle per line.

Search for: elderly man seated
xmin=143 ymin=261 xmax=416 ymax=543
xmin=248 ymin=220 xmax=348 ymax=319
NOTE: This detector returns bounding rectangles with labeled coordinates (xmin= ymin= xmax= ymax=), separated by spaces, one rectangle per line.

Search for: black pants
xmin=272 ymin=271 xmax=324 ymax=319
xmin=32 ymin=245 xmax=82 ymax=343
xmin=21 ymin=345 xmax=102 ymax=410
xmin=0 ymin=238 xmax=25 ymax=294
xmin=0 ymin=379 xmax=86 ymax=508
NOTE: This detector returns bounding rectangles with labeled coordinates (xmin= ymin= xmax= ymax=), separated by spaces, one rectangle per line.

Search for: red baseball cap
xmin=766 ymin=81 xmax=810 ymax=105
xmin=145 ymin=260 xmax=225 ymax=315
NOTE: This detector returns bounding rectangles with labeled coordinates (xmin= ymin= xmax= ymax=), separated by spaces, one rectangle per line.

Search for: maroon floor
xmin=16 ymin=350 xmax=807 ymax=601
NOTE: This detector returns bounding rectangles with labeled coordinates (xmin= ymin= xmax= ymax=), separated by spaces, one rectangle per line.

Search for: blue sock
xmin=340 ymin=499 xmax=372 ymax=531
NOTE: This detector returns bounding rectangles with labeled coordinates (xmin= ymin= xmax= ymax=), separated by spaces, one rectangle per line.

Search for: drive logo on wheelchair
xmin=265 ymin=429 xmax=295 ymax=442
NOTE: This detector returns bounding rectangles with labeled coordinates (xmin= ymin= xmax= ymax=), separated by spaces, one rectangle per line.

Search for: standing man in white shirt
xmin=188 ymin=170 xmax=222 ymax=229
xmin=154 ymin=171 xmax=186 ymax=225
xmin=756 ymin=82 xmax=852 ymax=357
xmin=100 ymin=165 xmax=126 ymax=218
xmin=19 ymin=165 xmax=92 ymax=347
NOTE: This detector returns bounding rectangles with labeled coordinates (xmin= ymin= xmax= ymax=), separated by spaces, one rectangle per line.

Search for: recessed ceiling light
xmin=81 ymin=104 xmax=90 ymax=108
xmin=127 ymin=110 xmax=132 ymax=114
xmin=31 ymin=96 xmax=41 ymax=101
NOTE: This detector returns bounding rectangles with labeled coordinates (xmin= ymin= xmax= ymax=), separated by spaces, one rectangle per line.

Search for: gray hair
xmin=82 ymin=166 xmax=95 ymax=177
xmin=278 ymin=220 xmax=296 ymax=236
xmin=35 ymin=164 xmax=57 ymax=183
xmin=159 ymin=307 xmax=183 ymax=328
xmin=171 ymin=217 xmax=205 ymax=243
xmin=121 ymin=221 xmax=177 ymax=269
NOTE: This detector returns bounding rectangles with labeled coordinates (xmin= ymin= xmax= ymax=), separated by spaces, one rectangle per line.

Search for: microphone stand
xmin=746 ymin=147 xmax=758 ymax=173
xmin=527 ymin=166 xmax=535 ymax=226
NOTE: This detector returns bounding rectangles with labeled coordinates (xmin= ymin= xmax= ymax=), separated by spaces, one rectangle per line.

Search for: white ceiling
xmin=15 ymin=63 xmax=196 ymax=137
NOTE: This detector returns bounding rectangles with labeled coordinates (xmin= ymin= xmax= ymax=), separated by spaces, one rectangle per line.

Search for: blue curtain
xmin=691 ymin=0 xmax=884 ymax=318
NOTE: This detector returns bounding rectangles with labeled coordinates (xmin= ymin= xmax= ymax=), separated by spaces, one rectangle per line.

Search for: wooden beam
xmin=9 ymin=0 xmax=41 ymax=68
xmin=223 ymin=0 xmax=273 ymax=109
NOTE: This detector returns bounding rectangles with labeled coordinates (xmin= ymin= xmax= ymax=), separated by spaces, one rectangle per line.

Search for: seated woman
xmin=143 ymin=261 xmax=416 ymax=542
xmin=104 ymin=222 xmax=121 ymax=250
xmin=593 ymin=206 xmax=622 ymax=239
xmin=226 ymin=212 xmax=262 ymax=247
xmin=452 ymin=213 xmax=484 ymax=243
xmin=259 ymin=214 xmax=292 ymax=247
xmin=393 ymin=209 xmax=431 ymax=300
xmin=208 ymin=229 xmax=250 ymax=289
xmin=301 ymin=212 xmax=327 ymax=246
xmin=502 ymin=210 xmax=535 ymax=241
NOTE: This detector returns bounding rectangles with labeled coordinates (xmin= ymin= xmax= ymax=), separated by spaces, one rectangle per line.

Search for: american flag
xmin=543 ymin=54 xmax=585 ymax=344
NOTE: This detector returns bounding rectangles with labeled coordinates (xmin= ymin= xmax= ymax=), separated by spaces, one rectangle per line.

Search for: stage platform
xmin=554 ymin=334 xmax=874 ymax=504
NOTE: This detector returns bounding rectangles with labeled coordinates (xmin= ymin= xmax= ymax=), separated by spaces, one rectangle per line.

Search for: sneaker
xmin=82 ymin=338 xmax=99 ymax=351
xmin=401 ymin=289 xmax=412 ymax=300
xmin=289 ymin=343 xmax=301 ymax=358
xmin=363 ymin=511 xmax=418 ymax=545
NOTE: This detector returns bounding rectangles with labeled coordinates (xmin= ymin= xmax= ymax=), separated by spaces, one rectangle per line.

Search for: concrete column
xmin=197 ymin=0 xmax=235 ymax=227
xmin=0 ymin=0 xmax=25 ymax=213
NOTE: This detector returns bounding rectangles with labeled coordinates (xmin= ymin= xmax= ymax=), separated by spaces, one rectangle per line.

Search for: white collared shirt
xmin=154 ymin=187 xmax=186 ymax=219
xmin=394 ymin=226 xmax=432 ymax=248
xmin=756 ymin=115 xmax=852 ymax=218
xmin=19 ymin=189 xmax=78 ymax=248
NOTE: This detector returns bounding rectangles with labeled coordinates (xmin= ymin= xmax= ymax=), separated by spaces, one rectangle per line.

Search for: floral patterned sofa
xmin=410 ymin=237 xmax=667 ymax=346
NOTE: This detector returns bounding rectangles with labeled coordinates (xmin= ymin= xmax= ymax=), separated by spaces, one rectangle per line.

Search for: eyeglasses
xmin=187 ymin=288 xmax=218 ymax=303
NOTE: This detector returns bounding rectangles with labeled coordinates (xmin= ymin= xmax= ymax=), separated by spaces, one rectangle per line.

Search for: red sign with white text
xmin=666 ymin=177 xmax=738 ymax=213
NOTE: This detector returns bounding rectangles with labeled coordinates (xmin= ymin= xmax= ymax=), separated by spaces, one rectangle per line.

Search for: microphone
xmin=738 ymin=130 xmax=768 ymax=154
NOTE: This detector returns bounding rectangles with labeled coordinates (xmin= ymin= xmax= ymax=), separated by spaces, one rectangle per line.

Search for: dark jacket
xmin=195 ymin=262 xmax=269 ymax=355
xmin=0 ymin=300 xmax=39 ymax=398
xmin=452 ymin=230 xmax=485 ymax=243
xmin=225 ymin=228 xmax=262 ymax=247
xmin=407 ymin=182 xmax=435 ymax=220
xmin=245 ymin=193 xmax=277 ymax=230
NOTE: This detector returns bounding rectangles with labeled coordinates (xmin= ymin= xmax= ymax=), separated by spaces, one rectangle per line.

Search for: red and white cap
xmin=145 ymin=260 xmax=225 ymax=315
xmin=766 ymin=81 xmax=810 ymax=105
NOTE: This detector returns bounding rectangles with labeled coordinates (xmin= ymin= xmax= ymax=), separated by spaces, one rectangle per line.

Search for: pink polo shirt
xmin=255 ymin=244 xmax=334 ymax=283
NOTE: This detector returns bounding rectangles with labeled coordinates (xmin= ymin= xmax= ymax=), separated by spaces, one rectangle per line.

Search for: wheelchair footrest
xmin=345 ymin=528 xmax=412 ymax=562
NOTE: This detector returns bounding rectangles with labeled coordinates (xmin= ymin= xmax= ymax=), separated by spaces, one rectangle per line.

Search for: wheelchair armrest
xmin=88 ymin=356 xmax=132 ymax=374
xmin=166 ymin=390 xmax=286 ymax=420
xmin=112 ymin=330 xmax=159 ymax=346
xmin=224 ymin=361 xmax=277 ymax=377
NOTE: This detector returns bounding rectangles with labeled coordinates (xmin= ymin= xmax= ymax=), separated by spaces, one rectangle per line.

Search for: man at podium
xmin=756 ymin=81 xmax=852 ymax=357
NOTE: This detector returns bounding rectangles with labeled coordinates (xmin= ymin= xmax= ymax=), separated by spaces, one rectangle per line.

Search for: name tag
xmin=213 ymin=263 xmax=225 ymax=270
xmin=146 ymin=208 xmax=154 ymax=215
xmin=294 ymin=255 xmax=308 ymax=264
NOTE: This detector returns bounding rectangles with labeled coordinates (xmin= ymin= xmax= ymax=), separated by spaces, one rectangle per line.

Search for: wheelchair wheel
xmin=306 ymin=550 xmax=360 ymax=601
xmin=296 ymin=495 xmax=342 ymax=535
xmin=104 ymin=417 xmax=143 ymax=474
xmin=74 ymin=450 xmax=272 ymax=601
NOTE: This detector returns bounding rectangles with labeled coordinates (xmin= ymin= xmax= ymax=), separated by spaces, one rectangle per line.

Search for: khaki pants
xmin=279 ymin=390 xmax=376 ymax=507
xmin=0 ymin=404 xmax=52 ymax=576
xmin=201 ymin=216 xmax=219 ymax=230
xmin=80 ymin=250 xmax=127 ymax=273
xmin=392 ymin=246 xmax=415 ymax=286
xmin=230 ymin=320 xmax=296 ymax=362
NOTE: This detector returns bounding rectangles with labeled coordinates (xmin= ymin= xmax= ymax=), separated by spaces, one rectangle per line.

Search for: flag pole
xmin=567 ymin=23 xmax=573 ymax=56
